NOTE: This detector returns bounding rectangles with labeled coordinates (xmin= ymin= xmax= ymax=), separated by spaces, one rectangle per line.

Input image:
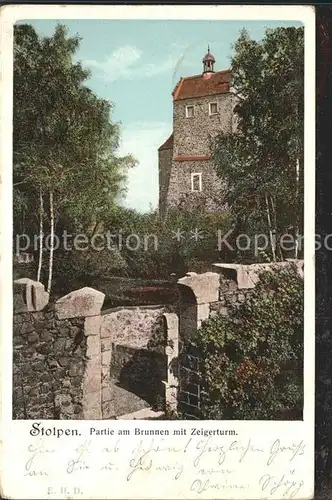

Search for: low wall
xmin=101 ymin=305 xmax=167 ymax=349
xmin=100 ymin=305 xmax=168 ymax=418
xmin=12 ymin=281 xmax=172 ymax=420
xmin=13 ymin=281 xmax=105 ymax=420
xmin=13 ymin=309 xmax=86 ymax=419
xmin=177 ymin=261 xmax=304 ymax=418
xmin=12 ymin=260 xmax=303 ymax=420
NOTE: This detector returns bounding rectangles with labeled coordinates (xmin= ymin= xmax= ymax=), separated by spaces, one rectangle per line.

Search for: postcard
xmin=0 ymin=4 xmax=315 ymax=499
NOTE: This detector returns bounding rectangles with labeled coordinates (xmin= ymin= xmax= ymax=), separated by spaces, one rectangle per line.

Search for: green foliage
xmin=13 ymin=23 xmax=135 ymax=252
xmin=45 ymin=204 xmax=232 ymax=294
xmin=194 ymin=265 xmax=303 ymax=419
xmin=211 ymin=27 xmax=304 ymax=259
xmin=103 ymin=205 xmax=232 ymax=279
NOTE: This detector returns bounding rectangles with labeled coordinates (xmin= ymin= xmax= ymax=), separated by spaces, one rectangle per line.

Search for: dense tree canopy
xmin=13 ymin=24 xmax=135 ymax=290
xmin=211 ymin=26 xmax=304 ymax=260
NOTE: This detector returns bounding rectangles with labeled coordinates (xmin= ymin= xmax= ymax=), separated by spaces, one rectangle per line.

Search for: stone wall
xmin=13 ymin=281 xmax=174 ymax=420
xmin=13 ymin=281 xmax=105 ymax=420
xmin=158 ymin=147 xmax=173 ymax=217
xmin=171 ymin=158 xmax=224 ymax=209
xmin=100 ymin=305 xmax=169 ymax=418
xmin=101 ymin=305 xmax=167 ymax=349
xmin=13 ymin=308 xmax=86 ymax=419
xmin=13 ymin=261 xmax=303 ymax=420
xmin=176 ymin=261 xmax=304 ymax=418
xmin=173 ymin=93 xmax=234 ymax=157
xmin=160 ymin=157 xmax=225 ymax=214
xmin=158 ymin=92 xmax=235 ymax=215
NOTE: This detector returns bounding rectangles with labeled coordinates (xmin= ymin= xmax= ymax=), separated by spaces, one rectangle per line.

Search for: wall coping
xmin=101 ymin=304 xmax=167 ymax=315
xmin=55 ymin=287 xmax=105 ymax=320
xmin=212 ymin=260 xmax=304 ymax=289
xmin=13 ymin=278 xmax=49 ymax=313
xmin=177 ymin=272 xmax=220 ymax=304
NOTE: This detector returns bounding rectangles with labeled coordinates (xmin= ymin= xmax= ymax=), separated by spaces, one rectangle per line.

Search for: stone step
xmin=103 ymin=382 xmax=151 ymax=419
xmin=116 ymin=407 xmax=165 ymax=420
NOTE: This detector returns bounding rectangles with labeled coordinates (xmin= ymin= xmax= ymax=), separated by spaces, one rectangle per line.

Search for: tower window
xmin=191 ymin=173 xmax=202 ymax=192
xmin=209 ymin=102 xmax=218 ymax=115
xmin=186 ymin=105 xmax=194 ymax=118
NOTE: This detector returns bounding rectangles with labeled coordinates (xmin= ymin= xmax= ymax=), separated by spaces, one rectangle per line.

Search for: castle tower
xmin=158 ymin=49 xmax=236 ymax=217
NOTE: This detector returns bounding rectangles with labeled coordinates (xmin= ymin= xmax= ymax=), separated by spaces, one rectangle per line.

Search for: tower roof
xmin=172 ymin=69 xmax=231 ymax=101
xmin=202 ymin=46 xmax=215 ymax=63
xmin=158 ymin=133 xmax=174 ymax=151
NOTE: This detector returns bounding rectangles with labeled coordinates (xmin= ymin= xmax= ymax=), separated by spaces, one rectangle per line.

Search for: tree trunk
xmin=270 ymin=196 xmax=283 ymax=260
xmin=47 ymin=191 xmax=54 ymax=294
xmin=36 ymin=189 xmax=44 ymax=282
xmin=265 ymin=194 xmax=276 ymax=262
xmin=294 ymin=157 xmax=300 ymax=259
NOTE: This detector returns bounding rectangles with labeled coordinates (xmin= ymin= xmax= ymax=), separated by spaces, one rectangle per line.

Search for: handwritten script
xmin=18 ymin=428 xmax=311 ymax=499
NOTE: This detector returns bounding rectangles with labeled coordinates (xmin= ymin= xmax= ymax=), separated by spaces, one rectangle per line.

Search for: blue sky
xmin=19 ymin=19 xmax=302 ymax=212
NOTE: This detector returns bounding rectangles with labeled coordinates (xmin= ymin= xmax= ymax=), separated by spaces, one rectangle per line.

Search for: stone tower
xmin=158 ymin=48 xmax=236 ymax=217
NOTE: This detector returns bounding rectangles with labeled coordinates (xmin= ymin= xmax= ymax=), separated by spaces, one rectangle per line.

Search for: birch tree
xmin=13 ymin=24 xmax=136 ymax=291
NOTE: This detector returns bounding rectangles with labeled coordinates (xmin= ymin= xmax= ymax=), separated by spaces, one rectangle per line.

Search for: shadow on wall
xmin=112 ymin=347 xmax=167 ymax=410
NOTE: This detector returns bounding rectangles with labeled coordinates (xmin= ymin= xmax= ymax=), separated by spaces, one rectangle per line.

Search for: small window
xmin=191 ymin=173 xmax=202 ymax=192
xmin=209 ymin=102 xmax=218 ymax=115
xmin=186 ymin=105 xmax=194 ymax=118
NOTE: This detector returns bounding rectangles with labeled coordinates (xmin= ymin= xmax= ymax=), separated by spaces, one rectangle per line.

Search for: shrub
xmin=193 ymin=265 xmax=303 ymax=419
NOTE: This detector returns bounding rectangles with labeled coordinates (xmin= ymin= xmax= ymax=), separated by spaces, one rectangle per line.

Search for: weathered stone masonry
xmin=100 ymin=305 xmax=169 ymax=418
xmin=158 ymin=49 xmax=237 ymax=216
xmin=13 ymin=309 xmax=86 ymax=419
xmin=13 ymin=280 xmax=176 ymax=420
xmin=176 ymin=261 xmax=304 ymax=419
xmin=12 ymin=261 xmax=303 ymax=420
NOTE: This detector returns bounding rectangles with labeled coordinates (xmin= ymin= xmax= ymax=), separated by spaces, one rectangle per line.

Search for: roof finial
xmin=202 ymin=45 xmax=215 ymax=74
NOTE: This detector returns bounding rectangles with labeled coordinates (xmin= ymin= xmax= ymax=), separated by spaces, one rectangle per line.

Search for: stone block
xmin=101 ymin=337 xmax=113 ymax=352
xmin=55 ymin=393 xmax=73 ymax=412
xmin=83 ymin=352 xmax=101 ymax=396
xmin=83 ymin=390 xmax=102 ymax=420
xmin=86 ymin=335 xmax=100 ymax=358
xmin=102 ymin=400 xmax=116 ymax=419
xmin=27 ymin=332 xmax=39 ymax=343
xmin=83 ymin=370 xmax=101 ymax=395
xmin=68 ymin=363 xmax=84 ymax=377
xmin=55 ymin=287 xmax=105 ymax=320
xmin=177 ymin=272 xmax=219 ymax=304
xmin=197 ymin=303 xmax=210 ymax=322
xmin=84 ymin=315 xmax=101 ymax=337
xmin=101 ymin=350 xmax=112 ymax=367
xmin=101 ymin=365 xmax=110 ymax=388
xmin=13 ymin=278 xmax=49 ymax=313
xmin=102 ymin=386 xmax=113 ymax=403
xmin=21 ymin=322 xmax=34 ymax=334
xmin=212 ymin=261 xmax=304 ymax=290
xmin=83 ymin=356 xmax=101 ymax=393
xmin=165 ymin=384 xmax=178 ymax=411
xmin=40 ymin=331 xmax=53 ymax=342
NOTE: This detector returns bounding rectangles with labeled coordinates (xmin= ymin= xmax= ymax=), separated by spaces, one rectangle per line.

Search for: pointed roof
xmin=202 ymin=45 xmax=215 ymax=63
xmin=158 ymin=133 xmax=173 ymax=151
xmin=172 ymin=69 xmax=231 ymax=101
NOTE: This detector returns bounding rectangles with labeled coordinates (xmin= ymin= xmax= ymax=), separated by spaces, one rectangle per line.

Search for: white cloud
xmin=117 ymin=121 xmax=172 ymax=213
xmin=85 ymin=45 xmax=142 ymax=81
xmin=85 ymin=44 xmax=178 ymax=82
